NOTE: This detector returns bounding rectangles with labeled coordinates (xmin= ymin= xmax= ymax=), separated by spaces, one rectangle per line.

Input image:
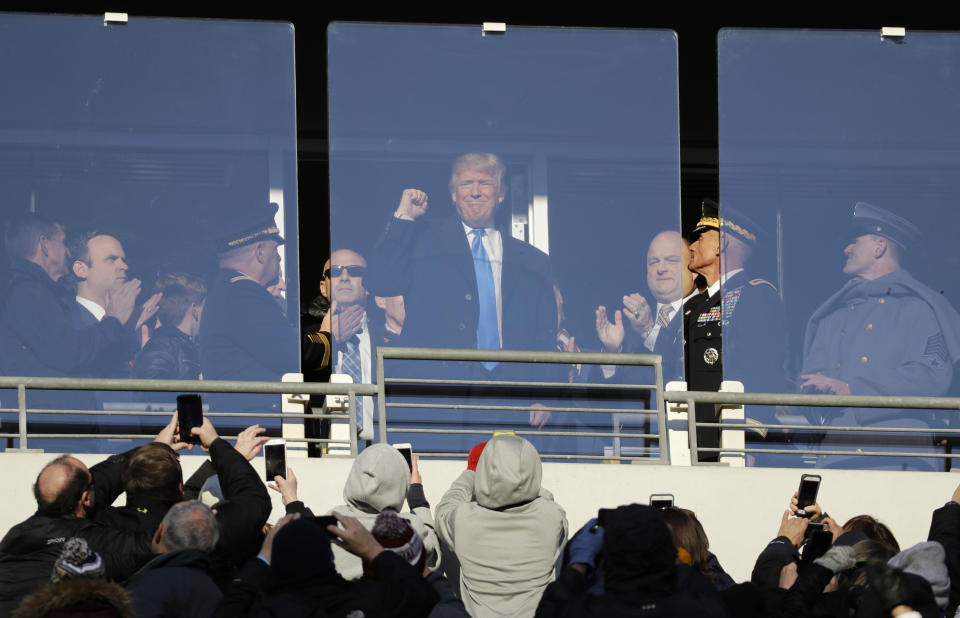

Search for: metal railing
xmin=0 ymin=348 xmax=668 ymax=461
xmin=375 ymin=347 xmax=668 ymax=462
xmin=5 ymin=355 xmax=960 ymax=468
xmin=664 ymin=390 xmax=960 ymax=467
xmin=0 ymin=376 xmax=378 ymax=454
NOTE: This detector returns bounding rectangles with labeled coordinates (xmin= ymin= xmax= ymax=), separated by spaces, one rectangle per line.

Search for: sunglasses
xmin=326 ymin=265 xmax=366 ymax=278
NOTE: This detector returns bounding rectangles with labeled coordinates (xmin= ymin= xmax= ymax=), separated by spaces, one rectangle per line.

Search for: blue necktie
xmin=471 ymin=228 xmax=500 ymax=371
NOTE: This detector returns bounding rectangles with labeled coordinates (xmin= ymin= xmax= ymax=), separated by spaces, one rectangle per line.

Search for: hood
xmin=603 ymin=504 xmax=677 ymax=600
xmin=343 ymin=444 xmax=409 ymax=513
xmin=887 ymin=541 xmax=950 ymax=609
xmin=13 ymin=578 xmax=135 ymax=618
xmin=475 ymin=434 xmax=542 ymax=510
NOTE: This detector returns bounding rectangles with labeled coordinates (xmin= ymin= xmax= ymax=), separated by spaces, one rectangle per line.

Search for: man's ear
xmin=72 ymin=260 xmax=87 ymax=280
xmin=153 ymin=522 xmax=164 ymax=546
xmin=374 ymin=296 xmax=386 ymax=310
xmin=77 ymin=486 xmax=93 ymax=516
xmin=875 ymin=237 xmax=888 ymax=258
xmin=254 ymin=242 xmax=267 ymax=264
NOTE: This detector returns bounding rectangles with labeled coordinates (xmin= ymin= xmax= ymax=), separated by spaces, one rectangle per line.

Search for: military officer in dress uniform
xmin=799 ymin=202 xmax=960 ymax=470
xmin=199 ymin=202 xmax=298 ymax=413
xmin=684 ymin=200 xmax=787 ymax=463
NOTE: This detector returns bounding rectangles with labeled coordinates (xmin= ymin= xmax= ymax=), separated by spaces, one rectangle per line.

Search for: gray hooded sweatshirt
xmin=435 ymin=434 xmax=568 ymax=618
xmin=328 ymin=443 xmax=439 ymax=579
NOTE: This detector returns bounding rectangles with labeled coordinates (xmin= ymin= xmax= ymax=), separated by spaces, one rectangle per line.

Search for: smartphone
xmin=649 ymin=494 xmax=674 ymax=509
xmin=176 ymin=394 xmax=203 ymax=444
xmin=393 ymin=443 xmax=413 ymax=470
xmin=802 ymin=529 xmax=833 ymax=563
xmin=796 ymin=474 xmax=821 ymax=516
xmin=304 ymin=515 xmax=339 ymax=539
xmin=804 ymin=521 xmax=828 ymax=539
xmin=264 ymin=439 xmax=286 ymax=482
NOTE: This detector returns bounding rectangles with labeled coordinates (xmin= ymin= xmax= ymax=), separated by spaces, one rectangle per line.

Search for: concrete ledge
xmin=1 ymin=451 xmax=954 ymax=582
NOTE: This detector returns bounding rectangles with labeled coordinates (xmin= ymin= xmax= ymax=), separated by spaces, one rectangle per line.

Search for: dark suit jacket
xmin=623 ymin=300 xmax=685 ymax=384
xmin=199 ymin=269 xmax=298 ymax=412
xmin=368 ymin=215 xmax=557 ymax=380
xmin=70 ymin=299 xmax=136 ymax=381
xmin=0 ymin=259 xmax=131 ymax=411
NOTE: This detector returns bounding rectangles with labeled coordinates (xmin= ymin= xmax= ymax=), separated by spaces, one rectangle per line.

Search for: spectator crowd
xmin=0 ymin=420 xmax=957 ymax=618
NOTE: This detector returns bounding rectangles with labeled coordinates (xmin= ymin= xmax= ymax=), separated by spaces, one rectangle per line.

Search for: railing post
xmin=376 ymin=347 xmax=387 ymax=446
xmin=348 ymin=391 xmax=358 ymax=457
xmin=653 ymin=357 xmax=669 ymax=465
xmin=17 ymin=383 xmax=27 ymax=450
xmin=687 ymin=395 xmax=700 ymax=465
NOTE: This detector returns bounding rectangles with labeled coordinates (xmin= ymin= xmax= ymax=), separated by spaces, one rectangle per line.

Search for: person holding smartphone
xmin=270 ymin=443 xmax=438 ymax=581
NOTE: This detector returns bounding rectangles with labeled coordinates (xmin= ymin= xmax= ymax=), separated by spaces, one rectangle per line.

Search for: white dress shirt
xmin=76 ymin=296 xmax=106 ymax=322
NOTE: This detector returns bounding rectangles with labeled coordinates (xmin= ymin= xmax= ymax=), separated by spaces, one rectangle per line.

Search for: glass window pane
xmin=0 ymin=14 xmax=299 ymax=452
xmin=718 ymin=28 xmax=960 ymax=469
xmin=328 ymin=23 xmax=680 ymax=459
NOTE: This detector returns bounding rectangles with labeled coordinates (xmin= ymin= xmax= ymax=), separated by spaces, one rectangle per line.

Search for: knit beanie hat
xmin=365 ymin=511 xmax=425 ymax=576
xmin=52 ymin=537 xmax=105 ymax=583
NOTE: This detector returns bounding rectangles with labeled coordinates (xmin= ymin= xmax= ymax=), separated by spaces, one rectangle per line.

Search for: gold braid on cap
xmin=720 ymin=219 xmax=756 ymax=242
xmin=696 ymin=216 xmax=719 ymax=229
xmin=227 ymin=225 xmax=280 ymax=247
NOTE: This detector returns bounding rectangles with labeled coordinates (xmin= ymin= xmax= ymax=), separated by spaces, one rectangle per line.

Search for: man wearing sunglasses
xmin=328 ymin=249 xmax=409 ymax=442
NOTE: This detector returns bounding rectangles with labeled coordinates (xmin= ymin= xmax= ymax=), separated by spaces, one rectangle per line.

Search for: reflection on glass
xmin=0 ymin=14 xmax=299 ymax=452
xmin=329 ymin=23 xmax=680 ymax=458
xmin=718 ymin=29 xmax=960 ymax=469
xmin=797 ymin=202 xmax=960 ymax=468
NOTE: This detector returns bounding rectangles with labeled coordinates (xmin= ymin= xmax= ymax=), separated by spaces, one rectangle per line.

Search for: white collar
xmin=461 ymin=221 xmax=496 ymax=237
xmin=76 ymin=296 xmax=106 ymax=321
xmin=706 ymin=268 xmax=744 ymax=297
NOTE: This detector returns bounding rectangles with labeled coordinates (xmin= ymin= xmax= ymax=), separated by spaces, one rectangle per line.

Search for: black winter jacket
xmin=125 ymin=549 xmax=222 ymax=618
xmin=133 ymin=325 xmax=201 ymax=381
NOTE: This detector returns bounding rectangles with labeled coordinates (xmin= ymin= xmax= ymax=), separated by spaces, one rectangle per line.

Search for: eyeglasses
xmin=326 ymin=265 xmax=366 ymax=278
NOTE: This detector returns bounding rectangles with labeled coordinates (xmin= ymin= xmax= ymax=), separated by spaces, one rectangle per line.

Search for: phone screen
xmin=305 ymin=515 xmax=340 ymax=538
xmin=797 ymin=474 xmax=821 ymax=511
xmin=649 ymin=494 xmax=674 ymax=509
xmin=264 ymin=441 xmax=286 ymax=482
xmin=393 ymin=443 xmax=413 ymax=470
xmin=176 ymin=394 xmax=203 ymax=444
